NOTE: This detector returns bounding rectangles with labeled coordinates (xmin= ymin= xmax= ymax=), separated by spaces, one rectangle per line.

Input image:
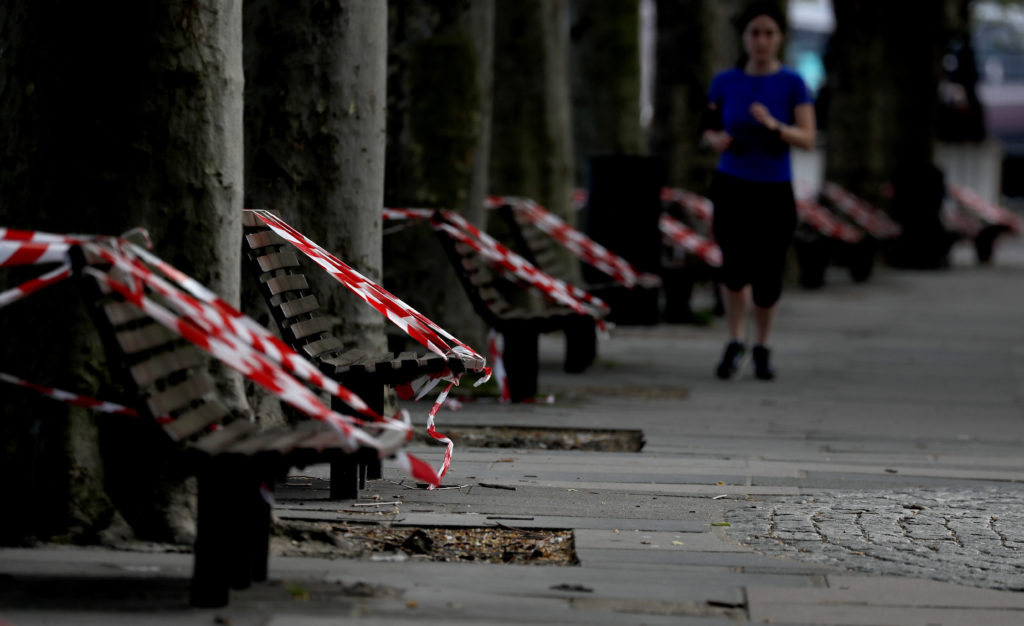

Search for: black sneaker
xmin=715 ymin=340 xmax=746 ymax=379
xmin=752 ymin=345 xmax=775 ymax=380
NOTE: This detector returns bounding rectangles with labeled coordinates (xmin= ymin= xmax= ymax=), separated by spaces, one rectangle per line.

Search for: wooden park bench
xmin=945 ymin=185 xmax=1021 ymax=264
xmin=382 ymin=208 xmax=601 ymax=403
xmin=792 ymin=192 xmax=869 ymax=288
xmin=43 ymin=235 xmax=436 ymax=608
xmin=240 ymin=210 xmax=486 ymax=492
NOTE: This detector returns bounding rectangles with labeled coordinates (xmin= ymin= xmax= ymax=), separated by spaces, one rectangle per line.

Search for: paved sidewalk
xmin=2 ymin=237 xmax=1023 ymax=625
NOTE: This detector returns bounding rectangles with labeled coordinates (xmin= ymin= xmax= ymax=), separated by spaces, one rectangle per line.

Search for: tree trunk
xmin=570 ymin=0 xmax=645 ymax=184
xmin=383 ymin=0 xmax=493 ymax=352
xmin=823 ymin=2 xmax=947 ymax=267
xmin=649 ymin=0 xmax=717 ymax=194
xmin=244 ymin=0 xmax=388 ymax=361
xmin=0 ymin=0 xmax=244 ymax=544
xmin=490 ymin=0 xmax=579 ymax=284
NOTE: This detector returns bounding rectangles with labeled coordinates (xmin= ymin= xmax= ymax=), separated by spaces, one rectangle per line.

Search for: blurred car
xmin=973 ymin=1 xmax=1024 ymax=169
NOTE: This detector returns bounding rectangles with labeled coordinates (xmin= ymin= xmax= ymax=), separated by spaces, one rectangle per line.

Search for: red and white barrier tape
xmin=658 ymin=214 xmax=723 ymax=267
xmin=0 ymin=263 xmax=72 ymax=309
xmin=250 ymin=210 xmax=487 ymax=372
xmin=486 ymin=196 xmax=660 ymax=289
xmin=0 ymin=225 xmax=443 ymax=487
xmin=819 ymin=182 xmax=902 ymax=239
xmin=247 ymin=210 xmax=494 ymax=482
xmin=81 ymin=254 xmax=441 ymax=486
xmin=384 ymin=208 xmax=608 ymax=326
xmin=795 ymin=198 xmax=865 ymax=244
xmin=660 ymin=188 xmax=715 ymax=224
xmin=488 ymin=329 xmax=511 ymax=403
xmin=0 ymin=371 xmax=141 ymax=418
xmin=949 ymin=185 xmax=1021 ymax=234
xmin=575 ymin=186 xmax=716 ymax=225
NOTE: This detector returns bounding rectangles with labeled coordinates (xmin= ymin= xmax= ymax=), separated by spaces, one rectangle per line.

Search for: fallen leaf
xmin=495 ymin=458 xmax=516 ymax=463
xmin=710 ymin=522 xmax=731 ymax=527
xmin=672 ymin=540 xmax=685 ymax=546
xmin=406 ymin=600 xmax=418 ymax=609
xmin=550 ymin=583 xmax=593 ymax=593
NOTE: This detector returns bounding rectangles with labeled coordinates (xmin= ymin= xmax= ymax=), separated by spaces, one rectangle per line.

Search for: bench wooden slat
xmin=321 ymin=348 xmax=368 ymax=368
xmin=245 ymin=231 xmax=288 ymax=251
xmin=224 ymin=426 xmax=291 ymax=455
xmin=256 ymin=250 xmax=301 ymax=273
xmin=103 ymin=301 xmax=149 ymax=326
xmin=192 ymin=419 xmax=260 ymax=455
xmin=287 ymin=316 xmax=333 ymax=341
xmin=116 ymin=323 xmax=179 ymax=355
xmin=163 ymin=400 xmax=231 ymax=441
xmin=295 ymin=429 xmax=345 ymax=452
xmin=278 ymin=294 xmax=319 ymax=319
xmin=301 ymin=335 xmax=344 ymax=358
xmin=264 ymin=274 xmax=309 ymax=296
xmin=129 ymin=346 xmax=205 ymax=387
xmin=146 ymin=375 xmax=213 ymax=418
xmin=264 ymin=421 xmax=326 ymax=455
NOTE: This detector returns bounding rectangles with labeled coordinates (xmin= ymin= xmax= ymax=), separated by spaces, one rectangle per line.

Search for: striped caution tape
xmin=485 ymin=196 xmax=660 ymax=289
xmin=948 ymin=185 xmax=1021 ymax=234
xmin=250 ymin=209 xmax=487 ymax=371
xmin=383 ymin=208 xmax=608 ymax=326
xmin=81 ymin=251 xmax=442 ymax=486
xmin=0 ymin=226 xmax=443 ymax=487
xmin=658 ymin=215 xmax=723 ymax=267
xmin=0 ymin=371 xmax=142 ymax=418
xmin=820 ymin=182 xmax=902 ymax=239
xmin=795 ymin=198 xmax=865 ymax=244
xmin=247 ymin=210 xmax=494 ymax=483
xmin=660 ymin=187 xmax=714 ymax=224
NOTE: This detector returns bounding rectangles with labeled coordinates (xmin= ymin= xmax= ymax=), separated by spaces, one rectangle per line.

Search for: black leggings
xmin=710 ymin=172 xmax=796 ymax=308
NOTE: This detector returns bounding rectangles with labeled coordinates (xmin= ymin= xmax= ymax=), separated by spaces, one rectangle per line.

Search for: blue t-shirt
xmin=707 ymin=67 xmax=812 ymax=183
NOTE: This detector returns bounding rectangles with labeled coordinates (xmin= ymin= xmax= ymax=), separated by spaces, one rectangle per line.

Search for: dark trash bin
xmin=581 ymin=154 xmax=665 ymax=325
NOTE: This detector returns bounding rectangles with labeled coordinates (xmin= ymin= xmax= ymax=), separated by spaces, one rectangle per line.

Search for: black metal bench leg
xmin=190 ymin=458 xmax=233 ymax=608
xmin=563 ymin=318 xmax=596 ymax=374
xmin=502 ymin=328 xmax=539 ymax=402
xmin=330 ymin=374 xmax=384 ymax=494
xmin=249 ymin=466 xmax=273 ymax=583
xmin=329 ymin=454 xmax=360 ymax=500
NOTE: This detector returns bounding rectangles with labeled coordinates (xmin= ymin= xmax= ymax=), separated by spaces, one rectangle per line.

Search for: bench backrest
xmin=431 ymin=212 xmax=527 ymax=328
xmin=77 ymin=255 xmax=251 ymax=449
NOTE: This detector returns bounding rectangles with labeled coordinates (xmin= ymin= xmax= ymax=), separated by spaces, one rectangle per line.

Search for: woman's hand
xmin=702 ymin=129 xmax=733 ymax=154
xmin=749 ymin=102 xmax=779 ymax=131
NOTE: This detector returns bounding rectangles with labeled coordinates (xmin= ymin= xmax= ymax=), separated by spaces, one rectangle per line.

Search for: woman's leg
xmin=722 ymin=284 xmax=750 ymax=341
xmin=753 ymin=302 xmax=776 ymax=345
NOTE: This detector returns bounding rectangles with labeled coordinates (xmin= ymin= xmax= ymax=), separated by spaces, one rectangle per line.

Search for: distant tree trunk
xmin=384 ymin=0 xmax=493 ymax=352
xmin=570 ymin=0 xmax=645 ymax=184
xmin=0 ymin=1 xmax=244 ymax=544
xmin=244 ymin=0 xmax=387 ymax=359
xmin=649 ymin=0 xmax=716 ymax=194
xmin=823 ymin=3 xmax=947 ymax=266
xmin=490 ymin=0 xmax=579 ymax=283
xmin=824 ymin=3 xmax=944 ymax=200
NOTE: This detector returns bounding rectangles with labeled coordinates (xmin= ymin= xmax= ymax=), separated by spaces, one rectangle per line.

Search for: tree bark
xmin=244 ymin=0 xmax=388 ymax=358
xmin=490 ymin=0 xmax=579 ymax=283
xmin=824 ymin=3 xmax=943 ymax=200
xmin=649 ymin=0 xmax=717 ymax=193
xmin=570 ymin=0 xmax=645 ymax=183
xmin=384 ymin=0 xmax=493 ymax=352
xmin=0 ymin=0 xmax=244 ymax=543
xmin=823 ymin=2 xmax=947 ymax=266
